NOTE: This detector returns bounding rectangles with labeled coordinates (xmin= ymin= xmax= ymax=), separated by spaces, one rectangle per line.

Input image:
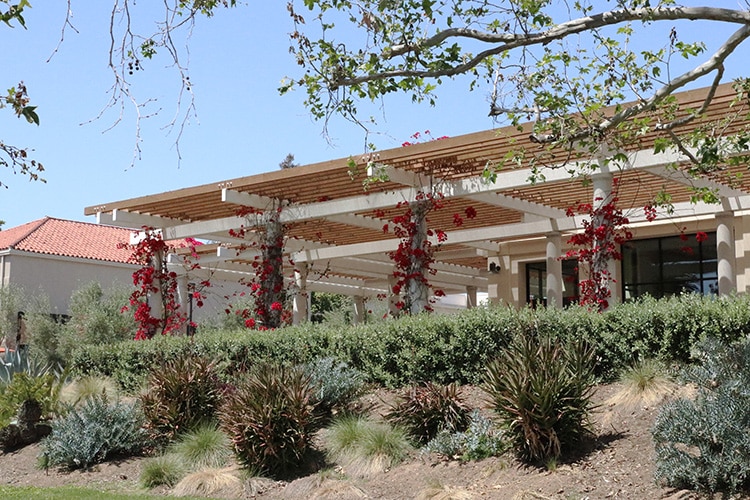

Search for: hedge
xmin=71 ymin=293 xmax=750 ymax=391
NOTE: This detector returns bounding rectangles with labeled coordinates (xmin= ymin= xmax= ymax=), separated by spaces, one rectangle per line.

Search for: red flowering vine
xmin=564 ymin=182 xmax=632 ymax=311
xmin=119 ymin=228 xmax=205 ymax=339
xmin=227 ymin=202 xmax=291 ymax=329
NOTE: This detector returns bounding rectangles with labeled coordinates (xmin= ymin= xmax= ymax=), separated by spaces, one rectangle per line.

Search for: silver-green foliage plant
xmin=303 ymin=356 xmax=366 ymax=418
xmin=653 ymin=337 xmax=750 ymax=494
xmin=423 ymin=409 xmax=506 ymax=462
xmin=42 ymin=393 xmax=147 ymax=470
xmin=483 ymin=332 xmax=597 ymax=464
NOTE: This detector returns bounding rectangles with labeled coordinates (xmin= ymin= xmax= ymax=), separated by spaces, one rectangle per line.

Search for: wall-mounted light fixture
xmin=489 ymin=262 xmax=501 ymax=274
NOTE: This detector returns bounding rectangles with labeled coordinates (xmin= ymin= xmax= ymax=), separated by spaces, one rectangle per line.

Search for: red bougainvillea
xmin=564 ymin=181 xmax=632 ymax=311
xmin=119 ymin=228 xmax=205 ymax=339
xmin=227 ymin=203 xmax=291 ymax=329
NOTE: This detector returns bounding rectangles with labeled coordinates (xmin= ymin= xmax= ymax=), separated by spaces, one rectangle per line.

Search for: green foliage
xmin=0 ymin=366 xmax=65 ymax=428
xmin=218 ymin=363 xmax=319 ymax=477
xmin=483 ymin=333 xmax=597 ymax=464
xmin=310 ymin=292 xmax=354 ymax=325
xmin=24 ymin=295 xmax=65 ymax=368
xmin=139 ymin=424 xmax=232 ymax=489
xmin=423 ymin=409 xmax=507 ymax=461
xmin=139 ymin=352 xmax=223 ymax=446
xmin=60 ymin=376 xmax=120 ymax=407
xmin=41 ymin=393 xmax=146 ymax=470
xmin=653 ymin=337 xmax=750 ymax=494
xmin=56 ymin=283 xmax=135 ymax=361
xmin=385 ymin=382 xmax=470 ymax=445
xmin=303 ymin=356 xmax=366 ymax=419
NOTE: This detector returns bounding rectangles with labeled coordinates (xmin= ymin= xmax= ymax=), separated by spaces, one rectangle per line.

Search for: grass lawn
xmin=0 ymin=485 xmax=206 ymax=499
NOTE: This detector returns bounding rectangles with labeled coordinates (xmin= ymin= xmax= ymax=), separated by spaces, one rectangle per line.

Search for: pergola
xmin=85 ymin=83 xmax=750 ymax=322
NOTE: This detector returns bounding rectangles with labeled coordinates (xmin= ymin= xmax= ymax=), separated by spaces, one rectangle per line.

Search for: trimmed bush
xmin=73 ymin=294 xmax=750 ymax=391
xmin=483 ymin=333 xmax=597 ymax=464
xmin=219 ymin=363 xmax=319 ymax=477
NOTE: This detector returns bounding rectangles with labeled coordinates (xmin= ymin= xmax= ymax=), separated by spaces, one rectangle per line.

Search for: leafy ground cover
xmin=0 ymin=383 xmax=703 ymax=499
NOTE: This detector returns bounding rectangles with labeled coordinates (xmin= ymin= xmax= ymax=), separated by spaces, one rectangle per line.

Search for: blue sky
xmin=0 ymin=2 xmax=748 ymax=229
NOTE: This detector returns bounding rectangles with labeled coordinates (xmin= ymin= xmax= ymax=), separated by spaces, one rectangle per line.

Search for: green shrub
xmin=303 ymin=356 xmax=366 ymax=419
xmin=57 ymin=282 xmax=135 ymax=360
xmin=41 ymin=393 xmax=146 ymax=469
xmin=219 ymin=363 xmax=319 ymax=477
xmin=73 ymin=295 xmax=750 ymax=391
xmin=483 ymin=332 xmax=597 ymax=464
xmin=385 ymin=382 xmax=470 ymax=445
xmin=140 ymin=352 xmax=223 ymax=446
xmin=653 ymin=337 xmax=750 ymax=494
xmin=423 ymin=409 xmax=507 ymax=461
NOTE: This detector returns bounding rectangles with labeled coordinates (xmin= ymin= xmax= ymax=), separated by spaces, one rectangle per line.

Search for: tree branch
xmin=341 ymin=7 xmax=750 ymax=86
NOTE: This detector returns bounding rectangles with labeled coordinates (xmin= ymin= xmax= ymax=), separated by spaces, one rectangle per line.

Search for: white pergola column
xmin=293 ymin=263 xmax=309 ymax=325
xmin=466 ymin=286 xmax=477 ymax=309
xmin=387 ymin=275 xmax=401 ymax=317
xmin=353 ymin=296 xmax=367 ymax=324
xmin=546 ymin=232 xmax=563 ymax=308
xmin=716 ymin=212 xmax=736 ymax=295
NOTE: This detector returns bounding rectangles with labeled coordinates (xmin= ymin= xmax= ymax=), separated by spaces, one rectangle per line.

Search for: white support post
xmin=387 ymin=275 xmax=400 ymax=317
xmin=546 ymin=232 xmax=563 ymax=308
xmin=353 ymin=296 xmax=367 ymax=324
xmin=466 ymin=286 xmax=478 ymax=309
xmin=293 ymin=263 xmax=309 ymax=325
xmin=717 ymin=212 xmax=736 ymax=296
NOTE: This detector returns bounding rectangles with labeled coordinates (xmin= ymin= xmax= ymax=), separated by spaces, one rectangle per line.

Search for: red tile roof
xmin=0 ymin=217 xmax=136 ymax=264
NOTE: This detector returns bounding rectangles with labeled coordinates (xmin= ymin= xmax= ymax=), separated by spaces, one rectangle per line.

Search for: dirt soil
xmin=0 ymin=383 xmax=710 ymax=499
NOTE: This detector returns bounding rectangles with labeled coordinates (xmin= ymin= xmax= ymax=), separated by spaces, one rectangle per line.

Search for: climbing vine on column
xmin=228 ymin=202 xmax=290 ymax=329
xmin=119 ymin=228 xmax=205 ymax=339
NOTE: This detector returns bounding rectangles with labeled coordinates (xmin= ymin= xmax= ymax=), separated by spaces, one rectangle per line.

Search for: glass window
xmin=621 ymin=232 xmax=717 ymax=300
xmin=525 ymin=260 xmax=579 ymax=307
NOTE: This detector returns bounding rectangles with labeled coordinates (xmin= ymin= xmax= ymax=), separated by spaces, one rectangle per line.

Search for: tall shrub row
xmin=72 ymin=294 xmax=750 ymax=391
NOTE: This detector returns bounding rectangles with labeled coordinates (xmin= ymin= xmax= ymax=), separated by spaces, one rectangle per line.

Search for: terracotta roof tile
xmin=0 ymin=217 xmax=135 ymax=264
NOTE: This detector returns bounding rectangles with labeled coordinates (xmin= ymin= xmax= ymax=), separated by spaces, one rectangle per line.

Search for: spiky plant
xmin=483 ymin=332 xmax=597 ymax=464
xmin=140 ymin=352 xmax=223 ymax=446
xmin=219 ymin=362 xmax=319 ymax=477
xmin=140 ymin=454 xmax=187 ymax=488
xmin=385 ymin=382 xmax=471 ymax=445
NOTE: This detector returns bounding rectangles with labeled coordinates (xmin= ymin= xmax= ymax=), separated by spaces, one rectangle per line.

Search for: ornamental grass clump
xmin=325 ymin=415 xmax=412 ymax=478
xmin=483 ymin=332 xmax=597 ymax=465
xmin=653 ymin=337 xmax=750 ymax=494
xmin=219 ymin=362 xmax=320 ymax=478
xmin=385 ymin=382 xmax=471 ymax=445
